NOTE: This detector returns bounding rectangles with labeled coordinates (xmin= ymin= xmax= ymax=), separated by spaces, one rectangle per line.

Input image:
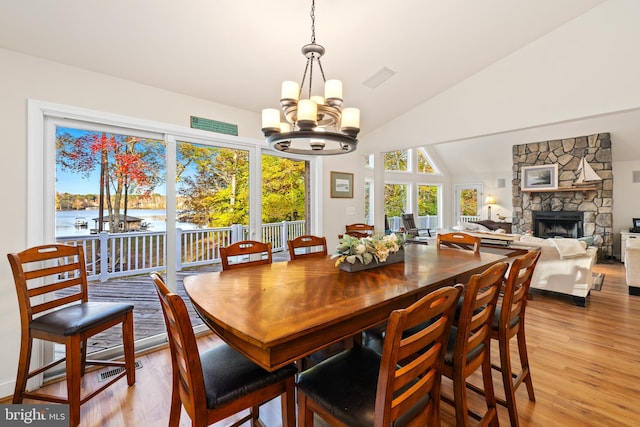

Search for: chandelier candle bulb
xmin=279 ymin=122 xmax=291 ymax=133
xmin=297 ymin=99 xmax=318 ymax=129
xmin=325 ymin=80 xmax=343 ymax=104
xmin=281 ymin=81 xmax=300 ymax=103
xmin=310 ymin=95 xmax=325 ymax=105
xmin=261 ymin=109 xmax=281 ymax=135
xmin=341 ymin=108 xmax=360 ymax=135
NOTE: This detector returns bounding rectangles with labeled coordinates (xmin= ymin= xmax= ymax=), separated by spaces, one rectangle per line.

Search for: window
xmin=384 ymin=150 xmax=409 ymax=172
xmin=364 ymin=179 xmax=374 ymax=225
xmin=416 ymin=148 xmax=437 ymax=174
xmin=32 ymin=100 xmax=321 ymax=366
xmin=364 ymin=154 xmax=374 ymax=169
xmin=455 ymin=184 xmax=482 ymax=223
xmin=384 ymin=183 xmax=407 ymax=218
xmin=417 ymin=184 xmax=439 ymax=230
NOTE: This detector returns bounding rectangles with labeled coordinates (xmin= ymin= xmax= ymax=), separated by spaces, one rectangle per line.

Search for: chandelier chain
xmin=310 ymin=0 xmax=316 ymax=43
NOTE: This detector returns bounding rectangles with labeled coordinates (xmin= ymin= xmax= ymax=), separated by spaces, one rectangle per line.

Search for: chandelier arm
xmin=307 ymin=58 xmax=315 ymax=99
xmin=299 ymin=58 xmax=312 ymax=102
xmin=316 ymin=58 xmax=327 ymax=84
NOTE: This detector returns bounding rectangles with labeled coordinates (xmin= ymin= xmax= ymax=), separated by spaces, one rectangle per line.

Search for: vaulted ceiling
xmin=4 ymin=0 xmax=640 ymax=169
xmin=0 ymin=0 xmax=605 ymax=134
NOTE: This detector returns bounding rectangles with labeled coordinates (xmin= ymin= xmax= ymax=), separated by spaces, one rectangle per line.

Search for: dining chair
xmin=441 ymin=261 xmax=508 ymax=427
xmin=437 ymin=232 xmax=481 ymax=253
xmin=342 ymin=223 xmax=374 ymax=239
xmin=7 ymin=243 xmax=136 ymax=427
xmin=402 ymin=213 xmax=432 ymax=237
xmin=150 ymin=272 xmax=297 ymax=427
xmin=287 ymin=235 xmax=328 ymax=260
xmin=475 ymin=250 xmax=540 ymax=427
xmin=220 ymin=240 xmax=272 ymax=270
xmin=296 ymin=284 xmax=464 ymax=427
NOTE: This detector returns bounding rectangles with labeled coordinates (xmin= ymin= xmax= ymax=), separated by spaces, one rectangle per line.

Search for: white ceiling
xmin=0 ymin=0 xmax=606 ymax=134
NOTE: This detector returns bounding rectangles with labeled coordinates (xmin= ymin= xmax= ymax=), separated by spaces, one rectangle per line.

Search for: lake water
xmin=56 ymin=209 xmax=198 ymax=236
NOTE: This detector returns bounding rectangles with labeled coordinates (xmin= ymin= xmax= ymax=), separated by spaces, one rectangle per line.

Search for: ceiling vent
xmin=363 ymin=67 xmax=396 ymax=89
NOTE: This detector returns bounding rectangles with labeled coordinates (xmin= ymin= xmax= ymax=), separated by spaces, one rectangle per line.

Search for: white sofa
xmin=511 ymin=235 xmax=597 ymax=306
xmin=625 ymin=238 xmax=640 ymax=295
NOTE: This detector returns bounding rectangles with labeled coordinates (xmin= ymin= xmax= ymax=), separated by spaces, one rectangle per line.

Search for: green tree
xmin=460 ymin=189 xmax=478 ymax=216
xmin=418 ymin=185 xmax=438 ymax=215
xmin=384 ymin=150 xmax=408 ymax=171
xmin=417 ymin=149 xmax=435 ymax=174
xmin=385 ymin=184 xmax=407 ymax=217
xmin=261 ymin=155 xmax=306 ymax=223
xmin=178 ymin=145 xmax=249 ymax=227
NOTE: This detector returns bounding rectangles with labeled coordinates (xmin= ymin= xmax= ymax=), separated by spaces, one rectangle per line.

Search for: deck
xmin=85 ymin=251 xmax=291 ymax=354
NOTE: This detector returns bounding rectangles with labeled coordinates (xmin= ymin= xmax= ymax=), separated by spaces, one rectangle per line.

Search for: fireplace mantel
xmin=522 ymin=185 xmax=598 ymax=193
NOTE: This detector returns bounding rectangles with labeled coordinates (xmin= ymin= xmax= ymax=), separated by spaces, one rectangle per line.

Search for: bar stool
xmin=491 ymin=250 xmax=540 ymax=426
xmin=441 ymin=261 xmax=507 ymax=427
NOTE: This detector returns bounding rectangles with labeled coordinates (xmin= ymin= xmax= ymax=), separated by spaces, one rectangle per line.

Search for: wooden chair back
xmin=437 ymin=232 xmax=481 ymax=253
xmin=491 ymin=250 xmax=541 ymax=423
xmin=220 ymin=240 xmax=272 ymax=271
xmin=344 ymin=223 xmax=374 ymax=239
xmin=376 ymin=285 xmax=463 ymax=426
xmin=442 ymin=261 xmax=508 ymax=426
xmin=499 ymin=250 xmax=540 ymax=339
xmin=150 ymin=272 xmax=207 ymax=424
xmin=9 ymin=244 xmax=90 ymax=323
xmin=287 ymin=235 xmax=327 ymax=260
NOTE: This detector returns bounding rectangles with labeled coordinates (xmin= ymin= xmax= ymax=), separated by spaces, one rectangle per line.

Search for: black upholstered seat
xmin=200 ymin=344 xmax=297 ymax=408
xmin=30 ymin=302 xmax=133 ymax=336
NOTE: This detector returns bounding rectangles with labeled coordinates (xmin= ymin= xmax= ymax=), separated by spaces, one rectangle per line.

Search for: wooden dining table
xmin=184 ymin=244 xmax=507 ymax=372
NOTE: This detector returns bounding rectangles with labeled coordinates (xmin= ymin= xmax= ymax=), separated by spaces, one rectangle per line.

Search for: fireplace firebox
xmin=532 ymin=211 xmax=584 ymax=238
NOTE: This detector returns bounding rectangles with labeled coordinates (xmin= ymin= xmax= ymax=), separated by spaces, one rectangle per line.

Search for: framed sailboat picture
xmin=521 ymin=164 xmax=558 ymax=191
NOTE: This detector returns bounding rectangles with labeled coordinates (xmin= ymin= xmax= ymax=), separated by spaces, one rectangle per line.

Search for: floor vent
xmin=98 ymin=361 xmax=142 ymax=382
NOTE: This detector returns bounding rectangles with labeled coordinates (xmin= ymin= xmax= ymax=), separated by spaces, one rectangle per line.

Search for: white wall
xmin=364 ymin=0 xmax=640 ymax=152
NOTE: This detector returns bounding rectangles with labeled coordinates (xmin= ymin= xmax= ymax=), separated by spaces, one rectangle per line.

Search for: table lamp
xmin=485 ymin=195 xmax=496 ymax=220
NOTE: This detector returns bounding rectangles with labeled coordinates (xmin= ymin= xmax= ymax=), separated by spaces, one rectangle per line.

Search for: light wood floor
xmin=6 ymin=262 xmax=640 ymax=426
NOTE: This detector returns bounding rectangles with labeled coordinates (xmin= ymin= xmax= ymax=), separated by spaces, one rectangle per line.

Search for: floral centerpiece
xmin=332 ymin=232 xmax=407 ymax=272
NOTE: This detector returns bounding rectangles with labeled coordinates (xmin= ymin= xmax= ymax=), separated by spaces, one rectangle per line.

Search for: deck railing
xmin=387 ymin=215 xmax=438 ymax=232
xmin=56 ymin=220 xmax=306 ymax=282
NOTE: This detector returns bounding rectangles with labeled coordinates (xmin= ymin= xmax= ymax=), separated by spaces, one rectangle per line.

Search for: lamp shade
xmin=485 ymin=195 xmax=496 ymax=205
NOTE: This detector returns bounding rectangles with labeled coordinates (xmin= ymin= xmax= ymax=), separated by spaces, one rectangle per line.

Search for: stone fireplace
xmin=512 ymin=133 xmax=613 ymax=239
xmin=532 ymin=210 xmax=584 ymax=238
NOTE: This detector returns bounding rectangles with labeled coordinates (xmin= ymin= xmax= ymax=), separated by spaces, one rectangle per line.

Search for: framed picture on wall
xmin=330 ymin=171 xmax=354 ymax=198
xmin=521 ymin=164 xmax=558 ymax=191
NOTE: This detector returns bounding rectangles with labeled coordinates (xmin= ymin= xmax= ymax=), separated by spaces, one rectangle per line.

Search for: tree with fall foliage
xmin=56 ymin=129 xmax=165 ymax=232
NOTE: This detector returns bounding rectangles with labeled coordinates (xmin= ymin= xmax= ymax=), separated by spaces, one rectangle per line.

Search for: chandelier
xmin=261 ymin=0 xmax=361 ymax=155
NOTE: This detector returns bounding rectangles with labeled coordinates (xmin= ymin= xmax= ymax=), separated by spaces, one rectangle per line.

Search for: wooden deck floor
xmin=85 ymin=251 xmax=291 ymax=354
